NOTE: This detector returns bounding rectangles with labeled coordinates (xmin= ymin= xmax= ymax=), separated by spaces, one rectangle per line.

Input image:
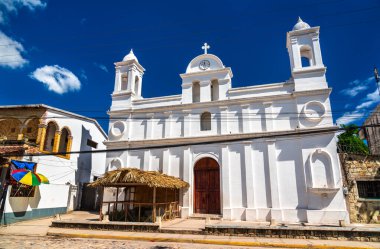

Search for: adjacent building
xmin=103 ymin=18 xmax=349 ymax=225
xmin=0 ymin=104 xmax=107 ymax=224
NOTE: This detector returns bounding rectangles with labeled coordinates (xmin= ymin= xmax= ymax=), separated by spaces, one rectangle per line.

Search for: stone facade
xmin=362 ymin=104 xmax=380 ymax=155
xmin=340 ymin=154 xmax=380 ymax=223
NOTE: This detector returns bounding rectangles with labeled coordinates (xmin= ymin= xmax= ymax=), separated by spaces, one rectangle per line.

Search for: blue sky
xmin=0 ymin=0 xmax=379 ymax=131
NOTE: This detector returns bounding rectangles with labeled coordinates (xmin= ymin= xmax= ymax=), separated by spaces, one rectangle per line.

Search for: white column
xmin=221 ymin=144 xmax=232 ymax=219
xmin=200 ymin=80 xmax=211 ymax=102
xmin=114 ymin=68 xmax=121 ymax=92
xmin=146 ymin=113 xmax=154 ymax=139
xmin=264 ymin=102 xmax=273 ymax=132
xmin=183 ymin=110 xmax=192 ymax=137
xmin=291 ymin=40 xmax=301 ymax=70
xmin=312 ymin=35 xmax=323 ymax=67
xmin=162 ymin=148 xmax=171 ymax=175
xmin=219 ymin=106 xmax=229 ymax=135
xmin=164 ymin=111 xmax=172 ymax=138
xmin=181 ymin=146 xmax=192 ymax=218
xmin=243 ymin=141 xmax=256 ymax=220
xmin=241 ymin=104 xmax=252 ymax=133
xmin=266 ymin=139 xmax=282 ymax=222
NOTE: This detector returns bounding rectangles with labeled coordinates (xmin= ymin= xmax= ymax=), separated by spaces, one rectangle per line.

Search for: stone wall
xmin=340 ymin=153 xmax=380 ymax=223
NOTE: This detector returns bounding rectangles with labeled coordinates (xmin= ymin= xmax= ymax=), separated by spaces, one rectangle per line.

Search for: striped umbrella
xmin=37 ymin=173 xmax=49 ymax=184
xmin=11 ymin=169 xmax=41 ymax=186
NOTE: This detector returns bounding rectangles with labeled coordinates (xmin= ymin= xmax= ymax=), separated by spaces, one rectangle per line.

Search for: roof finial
xmin=202 ymin=43 xmax=210 ymax=54
xmin=297 ymin=16 xmax=303 ymax=23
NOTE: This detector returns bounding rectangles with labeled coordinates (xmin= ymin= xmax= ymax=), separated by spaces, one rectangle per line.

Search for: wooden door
xmin=194 ymin=158 xmax=220 ymax=214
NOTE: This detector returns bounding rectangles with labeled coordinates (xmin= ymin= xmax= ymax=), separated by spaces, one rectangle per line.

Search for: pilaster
xmin=162 ymin=148 xmax=171 ymax=174
xmin=264 ymin=102 xmax=274 ymax=132
xmin=164 ymin=111 xmax=172 ymax=138
xmin=243 ymin=141 xmax=257 ymax=220
xmin=146 ymin=113 xmax=154 ymax=139
xmin=241 ymin=104 xmax=252 ymax=133
xmin=144 ymin=150 xmax=151 ymax=171
xmin=183 ymin=110 xmax=192 ymax=137
xmin=181 ymin=146 xmax=192 ymax=217
xmin=219 ymin=106 xmax=229 ymax=135
xmin=221 ymin=143 xmax=231 ymax=219
xmin=266 ymin=139 xmax=282 ymax=221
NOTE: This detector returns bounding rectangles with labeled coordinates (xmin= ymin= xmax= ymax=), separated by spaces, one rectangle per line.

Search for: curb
xmin=47 ymin=232 xmax=377 ymax=249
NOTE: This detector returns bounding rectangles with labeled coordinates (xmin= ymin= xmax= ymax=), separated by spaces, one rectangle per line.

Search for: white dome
xmin=123 ymin=49 xmax=138 ymax=62
xmin=292 ymin=17 xmax=311 ymax=31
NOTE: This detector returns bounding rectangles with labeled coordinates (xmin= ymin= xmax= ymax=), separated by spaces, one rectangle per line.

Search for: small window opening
xmin=87 ymin=139 xmax=98 ymax=149
xmin=200 ymin=112 xmax=211 ymax=131
xmin=134 ymin=76 xmax=140 ymax=95
xmin=300 ymin=45 xmax=313 ymax=68
xmin=121 ymin=73 xmax=128 ymax=90
xmin=357 ymin=181 xmax=380 ymax=198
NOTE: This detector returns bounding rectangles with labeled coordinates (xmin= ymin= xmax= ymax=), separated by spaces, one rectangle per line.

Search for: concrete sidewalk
xmin=47 ymin=227 xmax=380 ymax=249
xmin=1 ymin=212 xmax=380 ymax=248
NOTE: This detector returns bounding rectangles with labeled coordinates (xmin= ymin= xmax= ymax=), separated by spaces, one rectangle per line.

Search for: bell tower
xmin=111 ymin=49 xmax=145 ymax=110
xmin=287 ymin=17 xmax=327 ymax=91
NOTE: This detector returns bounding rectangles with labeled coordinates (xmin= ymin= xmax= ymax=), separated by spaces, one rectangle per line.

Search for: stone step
xmin=188 ymin=214 xmax=222 ymax=220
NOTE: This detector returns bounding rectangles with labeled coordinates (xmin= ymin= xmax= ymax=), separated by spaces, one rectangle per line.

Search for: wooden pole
xmin=152 ymin=187 xmax=156 ymax=223
xmin=99 ymin=186 xmax=104 ymax=221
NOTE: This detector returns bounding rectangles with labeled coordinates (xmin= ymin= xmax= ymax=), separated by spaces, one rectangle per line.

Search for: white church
xmin=104 ymin=18 xmax=349 ymax=225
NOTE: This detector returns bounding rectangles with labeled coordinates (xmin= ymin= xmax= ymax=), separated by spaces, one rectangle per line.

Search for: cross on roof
xmin=202 ymin=43 xmax=210 ymax=54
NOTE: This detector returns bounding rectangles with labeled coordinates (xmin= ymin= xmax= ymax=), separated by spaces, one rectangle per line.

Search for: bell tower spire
xmin=110 ymin=49 xmax=145 ymax=111
xmin=287 ymin=17 xmax=327 ymax=91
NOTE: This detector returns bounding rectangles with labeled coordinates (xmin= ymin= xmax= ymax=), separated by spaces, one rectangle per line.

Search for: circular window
xmin=109 ymin=158 xmax=122 ymax=171
xmin=110 ymin=121 xmax=126 ymax=138
xmin=303 ymin=101 xmax=326 ymax=122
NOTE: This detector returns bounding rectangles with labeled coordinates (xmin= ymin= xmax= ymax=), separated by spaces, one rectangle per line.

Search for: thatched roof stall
xmin=89 ymin=168 xmax=189 ymax=189
xmin=91 ymin=168 xmax=189 ymax=223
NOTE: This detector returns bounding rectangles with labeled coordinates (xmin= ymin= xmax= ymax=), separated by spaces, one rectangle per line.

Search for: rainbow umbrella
xmin=11 ymin=169 xmax=41 ymax=186
xmin=37 ymin=173 xmax=49 ymax=184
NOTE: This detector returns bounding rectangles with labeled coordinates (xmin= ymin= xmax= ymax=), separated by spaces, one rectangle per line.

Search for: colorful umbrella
xmin=37 ymin=173 xmax=49 ymax=184
xmin=11 ymin=169 xmax=41 ymax=186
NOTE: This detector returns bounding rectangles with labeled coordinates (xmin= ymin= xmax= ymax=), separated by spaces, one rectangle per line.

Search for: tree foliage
xmin=337 ymin=124 xmax=369 ymax=155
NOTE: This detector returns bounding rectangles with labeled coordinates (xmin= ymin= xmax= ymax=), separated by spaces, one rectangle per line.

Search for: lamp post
xmin=375 ymin=66 xmax=380 ymax=95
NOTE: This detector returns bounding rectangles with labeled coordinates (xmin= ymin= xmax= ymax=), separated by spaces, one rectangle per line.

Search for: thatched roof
xmin=89 ymin=168 xmax=189 ymax=189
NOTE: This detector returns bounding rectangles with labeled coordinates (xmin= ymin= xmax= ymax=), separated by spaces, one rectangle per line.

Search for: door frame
xmin=193 ymin=155 xmax=222 ymax=215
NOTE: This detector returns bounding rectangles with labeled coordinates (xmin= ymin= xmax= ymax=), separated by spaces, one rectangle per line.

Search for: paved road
xmin=0 ymin=235 xmax=271 ymax=249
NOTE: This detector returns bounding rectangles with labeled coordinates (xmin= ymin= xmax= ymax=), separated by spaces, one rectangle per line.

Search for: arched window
xmin=200 ymin=112 xmax=211 ymax=131
xmin=211 ymin=80 xmax=219 ymax=101
xmin=300 ymin=45 xmax=313 ymax=67
xmin=134 ymin=76 xmax=140 ymax=95
xmin=192 ymin=82 xmax=200 ymax=103
xmin=58 ymin=128 xmax=70 ymax=153
xmin=44 ymin=122 xmax=58 ymax=152
xmin=121 ymin=73 xmax=128 ymax=90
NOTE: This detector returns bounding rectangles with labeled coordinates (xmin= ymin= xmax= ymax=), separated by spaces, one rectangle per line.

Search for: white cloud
xmin=0 ymin=0 xmax=46 ymax=24
xmin=93 ymin=62 xmax=108 ymax=73
xmin=0 ymin=31 xmax=28 ymax=68
xmin=336 ymin=88 xmax=380 ymax=125
xmin=339 ymin=77 xmax=374 ymax=97
xmin=29 ymin=65 xmax=81 ymax=94
xmin=80 ymin=69 xmax=87 ymax=80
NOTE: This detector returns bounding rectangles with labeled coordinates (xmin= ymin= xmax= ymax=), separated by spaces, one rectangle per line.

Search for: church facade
xmin=104 ymin=18 xmax=349 ymax=225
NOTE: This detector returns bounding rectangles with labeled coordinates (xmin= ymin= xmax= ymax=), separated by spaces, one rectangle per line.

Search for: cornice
xmin=180 ymin=67 xmax=233 ymax=79
xmin=292 ymin=66 xmax=326 ymax=75
xmin=107 ymin=88 xmax=332 ymax=116
xmin=104 ymin=126 xmax=339 ymax=149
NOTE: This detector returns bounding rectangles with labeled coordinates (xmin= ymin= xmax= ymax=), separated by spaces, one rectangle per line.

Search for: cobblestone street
xmin=0 ymin=235 xmax=267 ymax=249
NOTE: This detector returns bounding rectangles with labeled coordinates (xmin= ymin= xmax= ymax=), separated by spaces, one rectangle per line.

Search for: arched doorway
xmin=194 ymin=157 xmax=221 ymax=214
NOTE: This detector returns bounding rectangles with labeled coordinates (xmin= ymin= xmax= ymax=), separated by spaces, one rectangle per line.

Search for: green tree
xmin=337 ymin=124 xmax=369 ymax=155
